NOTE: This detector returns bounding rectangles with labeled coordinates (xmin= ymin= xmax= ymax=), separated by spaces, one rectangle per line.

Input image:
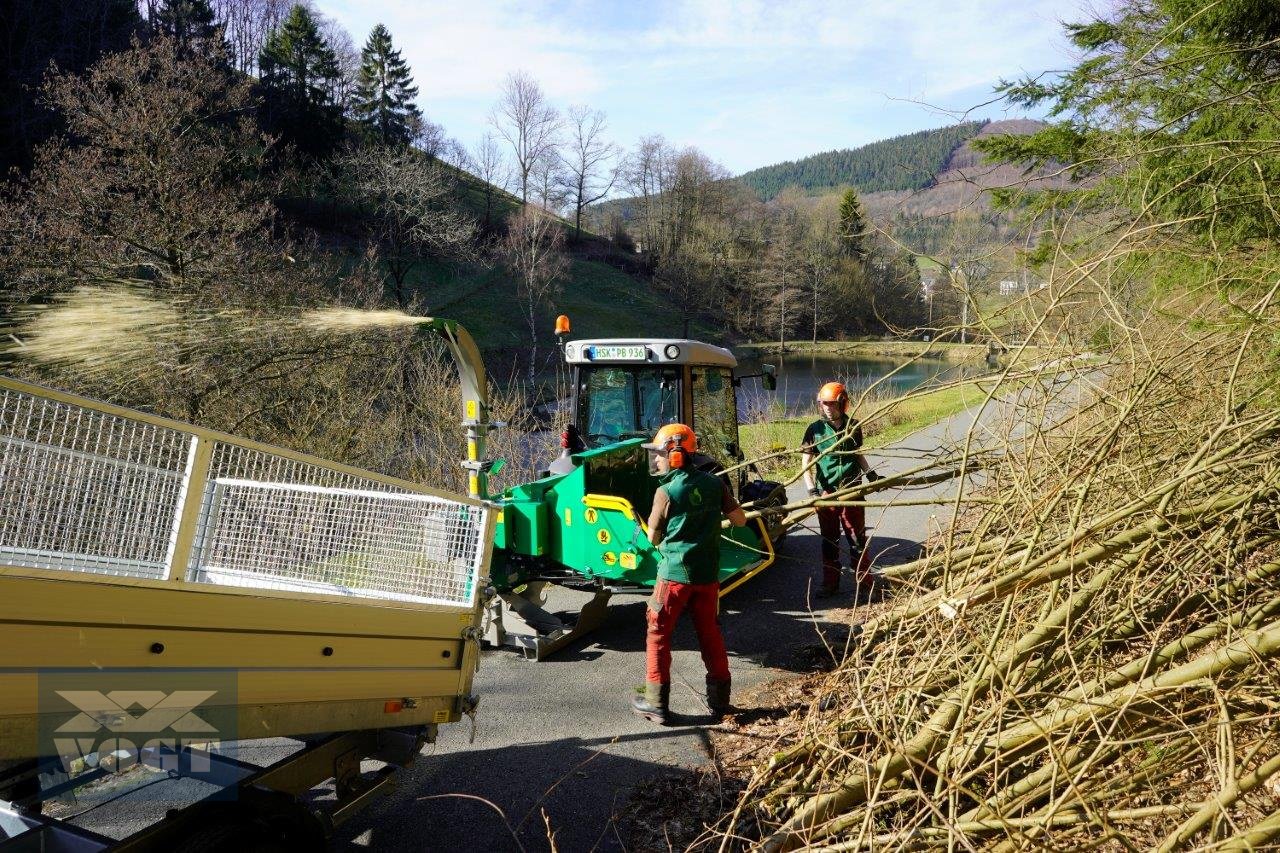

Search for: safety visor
xmin=643 ymin=444 xmax=667 ymax=475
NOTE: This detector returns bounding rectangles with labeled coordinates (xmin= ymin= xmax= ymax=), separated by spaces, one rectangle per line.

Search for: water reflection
xmin=737 ymin=351 xmax=982 ymax=415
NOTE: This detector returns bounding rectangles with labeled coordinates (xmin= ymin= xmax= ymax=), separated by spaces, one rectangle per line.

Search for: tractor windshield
xmin=576 ymin=366 xmax=680 ymax=447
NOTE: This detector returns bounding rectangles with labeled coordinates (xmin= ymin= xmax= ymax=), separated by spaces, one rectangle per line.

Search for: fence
xmin=0 ymin=377 xmax=488 ymax=609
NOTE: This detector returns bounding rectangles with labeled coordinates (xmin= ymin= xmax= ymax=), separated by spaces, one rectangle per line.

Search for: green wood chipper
xmin=429 ymin=317 xmax=786 ymax=659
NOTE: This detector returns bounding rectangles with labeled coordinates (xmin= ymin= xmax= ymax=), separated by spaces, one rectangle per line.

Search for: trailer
xmin=0 ymin=375 xmax=495 ymax=849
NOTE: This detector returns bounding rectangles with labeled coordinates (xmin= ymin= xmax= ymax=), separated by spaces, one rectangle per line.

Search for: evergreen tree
xmin=837 ymin=187 xmax=868 ymax=260
xmin=152 ymin=0 xmax=223 ymax=59
xmin=258 ymin=4 xmax=342 ymax=157
xmin=979 ymin=0 xmax=1280 ymax=252
xmin=353 ymin=24 xmax=421 ymax=147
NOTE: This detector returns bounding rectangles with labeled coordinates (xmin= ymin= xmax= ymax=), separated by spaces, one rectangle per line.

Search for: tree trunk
xmin=813 ymin=278 xmax=819 ymax=347
xmin=526 ymin=286 xmax=538 ymax=385
xmin=779 ymin=295 xmax=786 ymax=354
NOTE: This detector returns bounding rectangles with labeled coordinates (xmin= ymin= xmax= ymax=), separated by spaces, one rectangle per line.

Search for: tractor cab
xmin=559 ymin=338 xmax=775 ymax=477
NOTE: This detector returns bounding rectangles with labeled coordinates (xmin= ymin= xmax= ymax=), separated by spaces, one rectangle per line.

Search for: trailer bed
xmin=0 ymin=376 xmax=494 ymax=846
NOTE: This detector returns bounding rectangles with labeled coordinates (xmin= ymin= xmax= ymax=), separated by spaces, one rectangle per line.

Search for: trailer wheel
xmin=169 ymin=792 xmax=325 ymax=852
xmin=0 ymin=759 xmax=40 ymax=805
xmin=174 ymin=818 xmax=285 ymax=853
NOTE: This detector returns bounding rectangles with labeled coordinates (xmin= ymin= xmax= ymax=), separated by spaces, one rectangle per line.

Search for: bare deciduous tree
xmin=315 ymin=11 xmax=359 ymax=115
xmin=210 ymin=0 xmax=290 ymax=74
xmin=338 ymin=146 xmax=476 ymax=308
xmin=490 ymin=71 xmax=560 ymax=204
xmin=529 ymin=147 xmax=567 ymax=213
xmin=559 ymin=105 xmax=618 ymax=237
xmin=500 ymin=205 xmax=568 ymax=383
xmin=411 ymin=115 xmax=446 ymax=156
xmin=471 ymin=132 xmax=508 ymax=228
xmin=440 ymin=137 xmax=472 ymax=173
xmin=0 ymin=35 xmax=273 ymax=306
xmin=623 ymin=134 xmax=669 ymax=253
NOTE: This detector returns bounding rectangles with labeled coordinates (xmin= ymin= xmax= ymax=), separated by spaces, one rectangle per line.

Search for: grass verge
xmin=740 ymin=379 xmax=993 ymax=476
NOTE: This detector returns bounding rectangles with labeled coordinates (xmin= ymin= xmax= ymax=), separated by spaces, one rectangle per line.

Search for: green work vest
xmin=804 ymin=417 xmax=863 ymax=491
xmin=656 ymin=468 xmax=724 ymax=585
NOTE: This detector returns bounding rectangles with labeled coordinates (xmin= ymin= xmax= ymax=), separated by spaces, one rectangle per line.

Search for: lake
xmin=736 ymin=351 xmax=983 ymax=415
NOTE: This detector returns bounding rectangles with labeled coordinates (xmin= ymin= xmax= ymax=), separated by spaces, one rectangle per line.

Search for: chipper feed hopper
xmin=0 ymin=374 xmax=494 ymax=850
xmin=474 ymin=323 xmax=785 ymax=658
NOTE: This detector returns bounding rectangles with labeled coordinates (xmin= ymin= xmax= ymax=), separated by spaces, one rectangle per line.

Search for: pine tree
xmin=152 ymin=0 xmax=223 ymax=59
xmin=353 ymin=24 xmax=422 ymax=147
xmin=258 ymin=4 xmax=343 ymax=157
xmin=838 ymin=187 xmax=868 ymax=260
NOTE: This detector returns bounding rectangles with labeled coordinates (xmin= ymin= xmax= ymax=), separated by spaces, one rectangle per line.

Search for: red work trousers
xmin=817 ymin=502 xmax=870 ymax=590
xmin=645 ymin=579 xmax=730 ymax=685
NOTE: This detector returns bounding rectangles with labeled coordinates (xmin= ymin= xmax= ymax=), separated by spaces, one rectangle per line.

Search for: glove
xmin=808 ymin=487 xmax=822 ymax=497
xmin=866 ymin=470 xmax=881 ymax=483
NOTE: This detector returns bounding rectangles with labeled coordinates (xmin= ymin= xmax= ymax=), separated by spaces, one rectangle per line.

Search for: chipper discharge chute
xmin=473 ymin=321 xmax=787 ymax=659
xmin=0 ymin=374 xmax=495 ymax=850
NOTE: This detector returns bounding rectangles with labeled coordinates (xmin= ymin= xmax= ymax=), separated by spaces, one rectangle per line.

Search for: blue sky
xmin=323 ymin=0 xmax=1079 ymax=175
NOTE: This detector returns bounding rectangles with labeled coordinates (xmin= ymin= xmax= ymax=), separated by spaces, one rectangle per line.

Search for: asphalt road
xmin=332 ymin=405 xmax=994 ymax=852
xmin=61 ymin=402 xmax=999 ymax=850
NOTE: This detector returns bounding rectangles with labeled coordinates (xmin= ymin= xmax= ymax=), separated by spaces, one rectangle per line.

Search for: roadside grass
xmin=740 ymin=379 xmax=994 ymax=476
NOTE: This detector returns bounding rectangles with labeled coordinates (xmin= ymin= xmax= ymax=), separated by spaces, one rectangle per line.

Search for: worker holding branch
xmin=632 ymin=423 xmax=748 ymax=725
xmin=801 ymin=382 xmax=880 ymax=598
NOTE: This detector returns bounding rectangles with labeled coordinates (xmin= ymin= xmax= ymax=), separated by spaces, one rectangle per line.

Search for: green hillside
xmin=737 ymin=120 xmax=987 ymax=200
xmin=404 ymin=257 xmax=719 ymax=353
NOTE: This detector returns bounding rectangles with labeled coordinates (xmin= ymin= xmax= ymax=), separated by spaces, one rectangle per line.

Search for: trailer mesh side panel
xmin=0 ymin=387 xmax=190 ymax=579
xmin=191 ymin=479 xmax=485 ymax=607
xmin=206 ymin=443 xmax=411 ymax=493
xmin=0 ymin=381 xmax=488 ymax=607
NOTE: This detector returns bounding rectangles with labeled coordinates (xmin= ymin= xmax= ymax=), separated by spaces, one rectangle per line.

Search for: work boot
xmin=706 ymin=677 xmax=732 ymax=716
xmin=631 ymin=682 xmax=670 ymax=725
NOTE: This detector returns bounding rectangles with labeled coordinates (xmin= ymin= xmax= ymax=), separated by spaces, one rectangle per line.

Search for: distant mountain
xmin=856 ymin=119 xmax=1066 ymax=258
xmin=736 ymin=121 xmax=987 ymax=200
xmin=860 ymin=119 xmax=1062 ymax=220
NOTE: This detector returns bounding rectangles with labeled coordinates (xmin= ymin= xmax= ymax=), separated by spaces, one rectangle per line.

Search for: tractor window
xmin=691 ymin=367 xmax=739 ymax=467
xmin=578 ymin=367 xmax=680 ymax=446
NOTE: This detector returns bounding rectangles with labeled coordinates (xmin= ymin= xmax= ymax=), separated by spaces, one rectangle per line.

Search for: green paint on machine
xmin=490 ymin=438 xmax=767 ymax=591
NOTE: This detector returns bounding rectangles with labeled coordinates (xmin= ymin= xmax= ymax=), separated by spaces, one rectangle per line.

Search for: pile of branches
xmin=710 ymin=271 xmax=1280 ymax=849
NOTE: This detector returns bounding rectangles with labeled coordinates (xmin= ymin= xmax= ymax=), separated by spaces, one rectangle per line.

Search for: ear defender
xmin=647 ymin=423 xmax=696 ymax=470
xmin=669 ymin=446 xmax=686 ymax=468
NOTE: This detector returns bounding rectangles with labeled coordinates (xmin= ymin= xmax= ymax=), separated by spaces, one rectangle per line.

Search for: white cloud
xmin=328 ymin=1 xmax=606 ymax=102
xmin=324 ymin=0 xmax=1080 ymax=172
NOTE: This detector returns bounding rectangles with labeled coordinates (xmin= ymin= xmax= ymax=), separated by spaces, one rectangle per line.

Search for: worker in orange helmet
xmin=631 ymin=423 xmax=748 ymax=725
xmin=801 ymin=382 xmax=880 ymax=598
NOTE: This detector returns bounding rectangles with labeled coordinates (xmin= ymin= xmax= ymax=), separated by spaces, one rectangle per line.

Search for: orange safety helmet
xmin=816 ymin=381 xmax=848 ymax=407
xmin=642 ymin=423 xmax=697 ymax=468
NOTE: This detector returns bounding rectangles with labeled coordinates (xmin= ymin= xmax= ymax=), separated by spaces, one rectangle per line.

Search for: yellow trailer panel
xmin=0 ymin=375 xmax=494 ymax=764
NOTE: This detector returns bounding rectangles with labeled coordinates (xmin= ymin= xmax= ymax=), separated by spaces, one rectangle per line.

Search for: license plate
xmin=590 ymin=345 xmax=646 ymax=361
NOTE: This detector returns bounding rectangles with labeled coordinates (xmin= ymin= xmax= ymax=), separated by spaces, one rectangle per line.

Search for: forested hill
xmin=737 ymin=120 xmax=987 ymax=200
